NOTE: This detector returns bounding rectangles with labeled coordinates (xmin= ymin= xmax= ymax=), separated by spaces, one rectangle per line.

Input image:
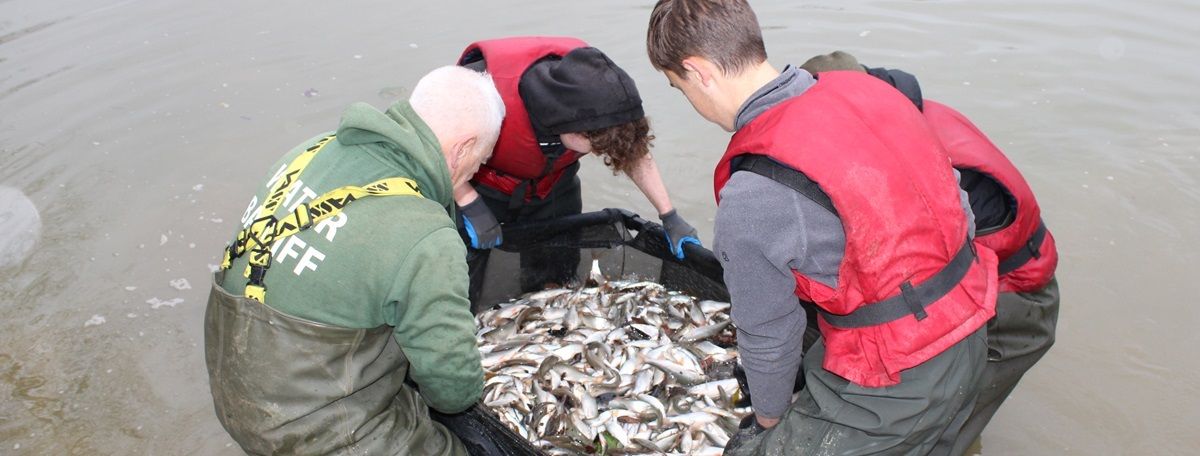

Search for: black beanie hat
xmin=519 ymin=47 xmax=644 ymax=136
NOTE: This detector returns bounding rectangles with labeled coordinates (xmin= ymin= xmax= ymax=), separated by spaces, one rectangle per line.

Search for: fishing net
xmin=474 ymin=208 xmax=729 ymax=313
xmin=433 ymin=208 xmax=735 ymax=456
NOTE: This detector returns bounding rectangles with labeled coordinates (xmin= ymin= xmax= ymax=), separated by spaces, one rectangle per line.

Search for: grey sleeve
xmin=953 ymin=168 xmax=976 ymax=240
xmin=714 ymin=172 xmax=844 ymax=419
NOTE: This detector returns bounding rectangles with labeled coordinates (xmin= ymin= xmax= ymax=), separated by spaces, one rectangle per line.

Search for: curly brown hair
xmin=582 ymin=117 xmax=654 ymax=175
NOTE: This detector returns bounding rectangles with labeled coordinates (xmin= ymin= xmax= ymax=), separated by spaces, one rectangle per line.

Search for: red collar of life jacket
xmin=923 ymin=100 xmax=1057 ymax=293
xmin=459 ymin=37 xmax=588 ymax=200
xmin=714 ymin=71 xmax=997 ymax=387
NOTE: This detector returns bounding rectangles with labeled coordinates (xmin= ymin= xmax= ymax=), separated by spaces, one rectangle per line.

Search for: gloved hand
xmin=459 ymin=199 xmax=502 ymax=249
xmin=733 ymin=362 xmax=753 ymax=408
xmin=724 ymin=413 xmax=768 ymax=453
xmin=660 ymin=209 xmax=700 ymax=260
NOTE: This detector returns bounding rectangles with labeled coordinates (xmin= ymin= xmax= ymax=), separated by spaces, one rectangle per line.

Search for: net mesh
xmin=435 ymin=208 xmax=733 ymax=455
xmin=474 ymin=208 xmax=728 ymax=312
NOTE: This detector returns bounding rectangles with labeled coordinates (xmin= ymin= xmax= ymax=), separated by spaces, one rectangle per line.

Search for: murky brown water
xmin=1 ymin=0 xmax=1197 ymax=454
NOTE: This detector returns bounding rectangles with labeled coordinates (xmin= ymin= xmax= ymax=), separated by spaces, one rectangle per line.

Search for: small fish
xmin=632 ymin=437 xmax=661 ymax=452
xmin=698 ymin=300 xmax=731 ymax=314
xmin=687 ymin=378 xmax=740 ymax=400
xmin=687 ymin=300 xmax=708 ymax=326
xmin=677 ymin=320 xmax=732 ymax=344
xmin=629 ymin=323 xmax=660 ymax=340
xmin=589 ymin=259 xmax=606 ymax=285
xmin=606 ymin=419 xmax=633 ymax=448
xmin=574 ymin=384 xmax=598 ymax=419
xmin=526 ymin=288 xmax=572 ymax=302
xmin=643 ymin=357 xmax=708 ymax=386
xmin=475 ymin=277 xmax=749 ymax=454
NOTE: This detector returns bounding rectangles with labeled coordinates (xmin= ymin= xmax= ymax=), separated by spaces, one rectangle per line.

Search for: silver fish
xmin=677 ymin=319 xmax=732 ymax=344
xmin=643 ymin=358 xmax=708 ymax=386
xmin=475 ymin=278 xmax=748 ymax=454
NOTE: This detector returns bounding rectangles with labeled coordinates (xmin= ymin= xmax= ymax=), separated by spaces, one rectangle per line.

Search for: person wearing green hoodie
xmin=204 ymin=66 xmax=504 ymax=455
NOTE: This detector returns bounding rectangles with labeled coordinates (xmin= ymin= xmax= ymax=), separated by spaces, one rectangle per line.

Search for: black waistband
xmin=997 ymin=219 xmax=1047 ymax=275
xmin=820 ymin=238 xmax=976 ymax=329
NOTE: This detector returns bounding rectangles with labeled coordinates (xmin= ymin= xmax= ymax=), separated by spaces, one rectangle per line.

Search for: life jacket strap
xmin=733 ymin=155 xmax=837 ymax=215
xmin=506 ymin=139 xmax=567 ymax=211
xmin=820 ymin=237 xmax=975 ymax=328
xmin=997 ymin=219 xmax=1047 ymax=275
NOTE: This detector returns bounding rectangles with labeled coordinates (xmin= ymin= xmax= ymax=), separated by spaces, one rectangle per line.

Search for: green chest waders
xmin=206 ymin=136 xmax=465 ymax=455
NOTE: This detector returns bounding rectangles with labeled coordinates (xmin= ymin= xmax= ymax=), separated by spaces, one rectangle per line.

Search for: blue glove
xmin=660 ymin=209 xmax=701 ymax=260
xmin=459 ymin=199 xmax=502 ymax=249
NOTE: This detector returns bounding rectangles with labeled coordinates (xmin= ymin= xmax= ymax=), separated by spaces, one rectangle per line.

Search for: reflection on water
xmin=1 ymin=0 xmax=1197 ymax=454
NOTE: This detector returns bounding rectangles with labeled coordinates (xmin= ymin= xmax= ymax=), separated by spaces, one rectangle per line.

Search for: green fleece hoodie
xmin=219 ymin=100 xmax=483 ymax=413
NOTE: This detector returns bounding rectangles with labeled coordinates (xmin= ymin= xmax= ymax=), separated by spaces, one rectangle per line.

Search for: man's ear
xmin=453 ymin=136 xmax=478 ymax=165
xmin=681 ymin=57 xmax=717 ymax=87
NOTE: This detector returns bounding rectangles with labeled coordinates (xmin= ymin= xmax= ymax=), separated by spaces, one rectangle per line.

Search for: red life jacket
xmin=714 ymin=72 xmax=998 ymax=387
xmin=458 ymin=37 xmax=587 ymax=199
xmin=923 ymin=100 xmax=1058 ymax=293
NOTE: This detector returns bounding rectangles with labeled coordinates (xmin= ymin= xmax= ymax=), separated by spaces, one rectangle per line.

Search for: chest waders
xmin=206 ymin=137 xmax=466 ymax=455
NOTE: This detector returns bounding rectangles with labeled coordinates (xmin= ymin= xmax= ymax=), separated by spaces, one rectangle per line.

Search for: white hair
xmin=409 ymin=65 xmax=505 ymax=159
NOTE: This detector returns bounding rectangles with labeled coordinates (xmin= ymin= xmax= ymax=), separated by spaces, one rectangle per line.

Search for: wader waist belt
xmin=821 ymin=238 xmax=976 ymax=329
xmin=997 ymin=220 xmax=1046 ymax=275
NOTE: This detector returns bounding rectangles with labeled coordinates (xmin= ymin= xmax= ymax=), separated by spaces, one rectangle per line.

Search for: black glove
xmin=459 ymin=199 xmax=502 ymax=249
xmin=733 ymin=362 xmax=753 ymax=408
xmin=660 ymin=209 xmax=700 ymax=260
xmin=724 ymin=413 xmax=768 ymax=454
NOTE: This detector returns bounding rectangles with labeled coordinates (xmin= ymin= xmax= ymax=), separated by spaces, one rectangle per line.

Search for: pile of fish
xmin=476 ymin=266 xmax=747 ymax=455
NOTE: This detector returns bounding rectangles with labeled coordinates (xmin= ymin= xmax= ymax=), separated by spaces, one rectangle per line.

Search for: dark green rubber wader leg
xmin=205 ymin=273 xmax=467 ymax=455
xmin=726 ymin=327 xmax=987 ymax=456
xmin=930 ymin=277 xmax=1060 ymax=455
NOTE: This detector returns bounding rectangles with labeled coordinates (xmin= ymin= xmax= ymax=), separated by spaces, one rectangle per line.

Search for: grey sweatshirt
xmin=713 ymin=66 xmax=975 ymax=419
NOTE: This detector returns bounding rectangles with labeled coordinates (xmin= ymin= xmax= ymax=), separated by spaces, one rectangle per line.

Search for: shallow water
xmin=1 ymin=0 xmax=1197 ymax=454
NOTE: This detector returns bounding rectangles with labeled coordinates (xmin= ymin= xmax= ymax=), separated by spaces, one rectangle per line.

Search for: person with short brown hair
xmin=647 ymin=1 xmax=997 ymax=454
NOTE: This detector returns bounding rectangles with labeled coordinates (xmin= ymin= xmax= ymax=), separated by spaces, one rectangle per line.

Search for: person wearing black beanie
xmin=454 ymin=37 xmax=701 ymax=305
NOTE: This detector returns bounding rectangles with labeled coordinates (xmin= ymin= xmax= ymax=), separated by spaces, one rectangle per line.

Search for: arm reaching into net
xmin=625 ymin=153 xmax=701 ymax=259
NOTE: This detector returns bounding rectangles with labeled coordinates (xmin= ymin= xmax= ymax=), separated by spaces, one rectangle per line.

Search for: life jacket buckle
xmin=1026 ymin=236 xmax=1041 ymax=260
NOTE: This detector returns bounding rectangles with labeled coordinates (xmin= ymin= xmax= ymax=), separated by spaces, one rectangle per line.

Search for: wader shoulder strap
xmin=733 ymin=155 xmax=837 ymax=215
xmin=220 ymin=135 xmax=425 ymax=303
xmin=820 ymin=237 xmax=975 ymax=328
xmin=997 ymin=219 xmax=1047 ymax=275
xmin=222 ymin=134 xmax=337 ymax=270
